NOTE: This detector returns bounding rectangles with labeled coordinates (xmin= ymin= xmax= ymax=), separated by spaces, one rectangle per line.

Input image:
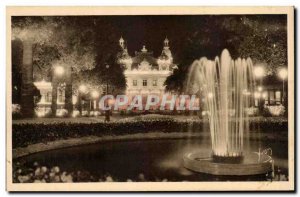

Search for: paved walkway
xmin=12 ymin=114 xmax=201 ymax=124
xmin=12 ymin=115 xmax=287 ymax=125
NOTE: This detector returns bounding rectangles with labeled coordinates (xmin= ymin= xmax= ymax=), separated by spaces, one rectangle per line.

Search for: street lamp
xmin=207 ymin=92 xmax=214 ymax=99
xmin=105 ymin=64 xmax=110 ymax=96
xmin=254 ymin=91 xmax=261 ymax=99
xmin=51 ymin=65 xmax=65 ymax=117
xmin=90 ymin=90 xmax=100 ymax=115
xmin=79 ymin=84 xmax=87 ymax=93
xmin=78 ymin=84 xmax=87 ymax=116
xmin=278 ymin=68 xmax=288 ymax=105
xmin=105 ymin=64 xmax=110 ymax=122
xmin=54 ymin=65 xmax=65 ymax=77
xmin=258 ymin=86 xmax=263 ymax=92
xmin=253 ymin=66 xmax=265 ymax=79
xmin=278 ymin=68 xmax=288 ymax=80
xmin=91 ymin=90 xmax=99 ymax=98
xmin=253 ymin=65 xmax=265 ymax=114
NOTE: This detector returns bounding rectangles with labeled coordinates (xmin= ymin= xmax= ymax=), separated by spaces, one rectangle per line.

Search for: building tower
xmin=117 ymin=37 xmax=132 ymax=70
xmin=157 ymin=37 xmax=173 ymax=70
xmin=119 ymin=36 xmax=125 ymax=49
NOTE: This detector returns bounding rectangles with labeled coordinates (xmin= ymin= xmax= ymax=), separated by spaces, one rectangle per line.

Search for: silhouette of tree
xmin=12 ymin=16 xmax=97 ymax=117
xmin=165 ymin=15 xmax=287 ymax=92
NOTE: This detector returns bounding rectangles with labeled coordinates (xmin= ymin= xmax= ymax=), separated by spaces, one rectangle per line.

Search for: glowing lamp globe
xmin=207 ymin=92 xmax=214 ymax=99
xmin=253 ymin=66 xmax=265 ymax=78
xmin=79 ymin=85 xmax=87 ymax=93
xmin=258 ymin=86 xmax=263 ymax=92
xmin=91 ymin=90 xmax=100 ymax=99
xmin=278 ymin=68 xmax=288 ymax=80
xmin=54 ymin=66 xmax=65 ymax=76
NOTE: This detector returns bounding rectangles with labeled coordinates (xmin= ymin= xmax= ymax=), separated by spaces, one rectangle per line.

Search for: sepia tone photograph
xmin=6 ymin=6 xmax=294 ymax=191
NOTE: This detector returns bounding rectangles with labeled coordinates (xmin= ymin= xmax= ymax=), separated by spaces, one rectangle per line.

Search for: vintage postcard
xmin=6 ymin=6 xmax=294 ymax=191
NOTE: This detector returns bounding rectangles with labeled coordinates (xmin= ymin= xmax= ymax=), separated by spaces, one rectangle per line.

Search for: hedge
xmin=12 ymin=116 xmax=288 ymax=148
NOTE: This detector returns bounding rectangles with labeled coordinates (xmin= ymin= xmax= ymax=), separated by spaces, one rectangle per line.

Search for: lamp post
xmin=91 ymin=90 xmax=100 ymax=115
xmin=54 ymin=66 xmax=65 ymax=77
xmin=254 ymin=66 xmax=265 ymax=82
xmin=105 ymin=64 xmax=110 ymax=122
xmin=51 ymin=65 xmax=65 ymax=117
xmin=253 ymin=66 xmax=265 ymax=114
xmin=278 ymin=68 xmax=288 ymax=117
xmin=78 ymin=84 xmax=87 ymax=116
xmin=278 ymin=68 xmax=288 ymax=103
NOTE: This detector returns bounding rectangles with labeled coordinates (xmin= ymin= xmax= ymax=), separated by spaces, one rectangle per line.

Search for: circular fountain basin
xmin=183 ymin=152 xmax=272 ymax=176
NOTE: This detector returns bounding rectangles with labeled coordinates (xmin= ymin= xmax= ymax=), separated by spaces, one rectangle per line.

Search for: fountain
xmin=183 ymin=49 xmax=273 ymax=175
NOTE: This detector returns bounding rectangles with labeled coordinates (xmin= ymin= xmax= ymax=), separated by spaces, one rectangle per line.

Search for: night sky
xmin=90 ymin=15 xmax=286 ymax=59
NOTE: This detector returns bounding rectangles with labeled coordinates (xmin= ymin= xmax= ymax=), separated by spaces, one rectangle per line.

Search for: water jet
xmin=183 ymin=49 xmax=273 ymax=176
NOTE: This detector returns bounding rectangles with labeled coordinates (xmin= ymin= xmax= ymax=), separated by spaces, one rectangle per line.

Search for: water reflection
xmin=16 ymin=137 xmax=288 ymax=182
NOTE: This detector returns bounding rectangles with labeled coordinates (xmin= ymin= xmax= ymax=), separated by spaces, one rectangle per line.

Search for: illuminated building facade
xmin=117 ymin=37 xmax=177 ymax=97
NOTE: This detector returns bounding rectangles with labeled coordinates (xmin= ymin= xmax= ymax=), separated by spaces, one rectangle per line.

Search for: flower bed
xmin=12 ymin=115 xmax=288 ymax=149
xmin=264 ymin=105 xmax=286 ymax=117
xmin=13 ymin=160 xmax=288 ymax=183
xmin=14 ymin=161 xmax=148 ymax=183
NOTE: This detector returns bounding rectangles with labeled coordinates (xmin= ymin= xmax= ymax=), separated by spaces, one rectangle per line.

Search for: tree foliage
xmin=165 ymin=15 xmax=287 ymax=92
xmin=12 ymin=16 xmax=96 ymax=79
xmin=12 ymin=16 xmax=126 ymax=95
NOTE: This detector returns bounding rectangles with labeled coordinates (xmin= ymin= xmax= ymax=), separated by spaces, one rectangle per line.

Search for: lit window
xmin=275 ymin=91 xmax=281 ymax=104
xmin=143 ymin=80 xmax=147 ymax=86
xmin=133 ymin=80 xmax=137 ymax=86
xmin=269 ymin=91 xmax=275 ymax=105
xmin=152 ymin=79 xmax=157 ymax=86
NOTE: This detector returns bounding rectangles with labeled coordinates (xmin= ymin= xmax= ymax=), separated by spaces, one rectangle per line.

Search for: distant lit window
xmin=269 ymin=91 xmax=275 ymax=105
xmin=152 ymin=79 xmax=157 ymax=86
xmin=133 ymin=80 xmax=137 ymax=86
xmin=275 ymin=91 xmax=281 ymax=104
xmin=143 ymin=80 xmax=147 ymax=86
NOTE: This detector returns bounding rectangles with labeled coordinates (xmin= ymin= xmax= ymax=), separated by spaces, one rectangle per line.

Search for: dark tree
xmin=12 ymin=39 xmax=23 ymax=104
xmin=165 ymin=15 xmax=287 ymax=93
xmin=12 ymin=16 xmax=97 ymax=117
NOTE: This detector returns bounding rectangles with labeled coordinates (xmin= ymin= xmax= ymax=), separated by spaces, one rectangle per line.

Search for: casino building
xmin=117 ymin=37 xmax=177 ymax=98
